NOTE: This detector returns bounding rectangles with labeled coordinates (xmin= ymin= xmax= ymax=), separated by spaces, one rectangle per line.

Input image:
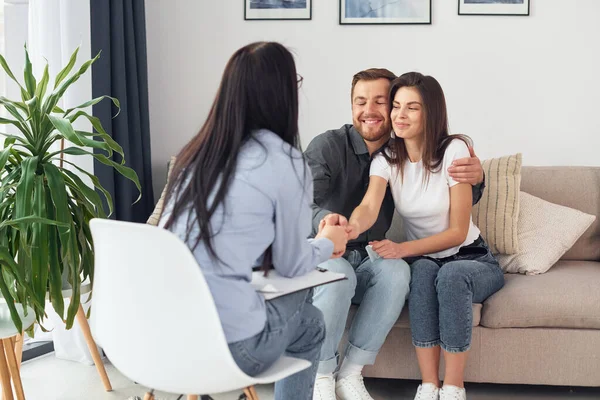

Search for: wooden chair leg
xmin=0 ymin=342 xmax=14 ymax=400
xmin=187 ymin=395 xmax=199 ymax=400
xmin=243 ymin=387 xmax=258 ymax=400
xmin=2 ymin=339 xmax=24 ymax=400
xmin=143 ymin=393 xmax=154 ymax=400
xmin=13 ymin=335 xmax=22 ymax=370
xmin=2 ymin=335 xmax=22 ymax=400
xmin=75 ymin=305 xmax=112 ymax=391
xmin=249 ymin=386 xmax=259 ymax=400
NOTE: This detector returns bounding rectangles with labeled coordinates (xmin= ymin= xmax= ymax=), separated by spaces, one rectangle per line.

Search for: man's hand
xmin=318 ymin=213 xmax=348 ymax=239
xmin=447 ymin=146 xmax=484 ymax=185
xmin=316 ymin=224 xmax=348 ymax=259
xmin=370 ymin=239 xmax=410 ymax=259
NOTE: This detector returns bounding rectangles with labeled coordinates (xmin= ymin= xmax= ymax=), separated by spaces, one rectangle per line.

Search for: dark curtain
xmin=90 ymin=0 xmax=154 ymax=222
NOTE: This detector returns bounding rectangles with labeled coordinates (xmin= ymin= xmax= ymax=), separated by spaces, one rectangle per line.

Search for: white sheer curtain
xmin=28 ymin=0 xmax=94 ymax=182
xmin=3 ymin=0 xmax=29 ymax=114
xmin=26 ymin=0 xmax=98 ymax=364
xmin=0 ymin=2 xmax=5 ymax=99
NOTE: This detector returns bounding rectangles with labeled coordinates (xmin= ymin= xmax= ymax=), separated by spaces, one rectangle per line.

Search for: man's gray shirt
xmin=305 ymin=124 xmax=485 ymax=256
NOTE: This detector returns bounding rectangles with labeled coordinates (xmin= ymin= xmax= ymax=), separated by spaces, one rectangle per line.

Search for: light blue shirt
xmin=160 ymin=130 xmax=334 ymax=343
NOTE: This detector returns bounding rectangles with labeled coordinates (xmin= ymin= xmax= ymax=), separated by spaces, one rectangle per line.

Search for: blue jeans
xmin=228 ymin=289 xmax=325 ymax=400
xmin=408 ymin=237 xmax=505 ymax=353
xmin=313 ymin=250 xmax=411 ymax=374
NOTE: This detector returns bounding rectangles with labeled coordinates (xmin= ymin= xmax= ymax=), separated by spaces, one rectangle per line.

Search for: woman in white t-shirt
xmin=346 ymin=72 xmax=504 ymax=400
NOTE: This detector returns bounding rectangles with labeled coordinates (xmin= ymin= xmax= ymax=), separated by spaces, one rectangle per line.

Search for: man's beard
xmin=356 ymin=119 xmax=391 ymax=142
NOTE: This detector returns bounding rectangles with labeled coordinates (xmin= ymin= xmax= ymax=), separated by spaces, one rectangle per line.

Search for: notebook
xmin=251 ymin=267 xmax=347 ymax=300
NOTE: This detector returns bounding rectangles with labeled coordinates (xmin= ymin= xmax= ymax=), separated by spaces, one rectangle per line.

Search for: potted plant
xmin=0 ymin=46 xmax=140 ymax=333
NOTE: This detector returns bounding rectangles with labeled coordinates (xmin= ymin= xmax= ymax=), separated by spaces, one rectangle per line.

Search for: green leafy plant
xmin=0 ymin=46 xmax=140 ymax=333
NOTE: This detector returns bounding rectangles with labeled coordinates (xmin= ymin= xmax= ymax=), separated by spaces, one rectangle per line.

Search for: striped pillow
xmin=472 ymin=153 xmax=522 ymax=254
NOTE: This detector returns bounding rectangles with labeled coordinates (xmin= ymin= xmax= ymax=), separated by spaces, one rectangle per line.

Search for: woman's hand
xmin=321 ymin=213 xmax=348 ymax=227
xmin=316 ymin=224 xmax=348 ymax=259
xmin=319 ymin=213 xmax=360 ymax=242
xmin=370 ymin=239 xmax=411 ymax=259
xmin=345 ymin=222 xmax=361 ymax=240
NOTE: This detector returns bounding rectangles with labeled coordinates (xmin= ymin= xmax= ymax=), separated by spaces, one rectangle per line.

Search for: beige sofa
xmin=150 ymin=163 xmax=600 ymax=386
xmin=359 ymin=166 xmax=600 ymax=387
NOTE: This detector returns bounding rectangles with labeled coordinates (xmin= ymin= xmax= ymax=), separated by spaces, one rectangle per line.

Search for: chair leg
xmin=2 ymin=335 xmax=23 ymax=400
xmin=243 ymin=387 xmax=259 ymax=400
xmin=143 ymin=393 xmax=154 ymax=400
xmin=187 ymin=395 xmax=199 ymax=400
xmin=76 ymin=305 xmax=112 ymax=391
xmin=0 ymin=342 xmax=14 ymax=400
xmin=249 ymin=386 xmax=259 ymax=400
xmin=2 ymin=339 xmax=24 ymax=400
xmin=243 ymin=388 xmax=252 ymax=400
xmin=13 ymin=335 xmax=22 ymax=371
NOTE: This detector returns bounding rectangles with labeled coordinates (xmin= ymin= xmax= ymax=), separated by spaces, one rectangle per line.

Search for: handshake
xmin=315 ymin=213 xmax=359 ymax=259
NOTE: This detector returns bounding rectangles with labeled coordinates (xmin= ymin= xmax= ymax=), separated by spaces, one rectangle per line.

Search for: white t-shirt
xmin=370 ymin=139 xmax=481 ymax=259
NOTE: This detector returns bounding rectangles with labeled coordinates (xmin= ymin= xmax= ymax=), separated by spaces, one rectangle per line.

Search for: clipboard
xmin=251 ymin=267 xmax=347 ymax=300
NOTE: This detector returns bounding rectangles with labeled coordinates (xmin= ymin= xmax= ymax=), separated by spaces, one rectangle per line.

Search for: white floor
xmin=13 ymin=353 xmax=600 ymax=400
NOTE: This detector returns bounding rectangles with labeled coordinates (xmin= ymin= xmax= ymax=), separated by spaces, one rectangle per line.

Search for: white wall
xmin=145 ymin=0 xmax=600 ymax=199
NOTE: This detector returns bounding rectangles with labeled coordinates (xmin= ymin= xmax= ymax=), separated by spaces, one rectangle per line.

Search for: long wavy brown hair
xmin=161 ymin=42 xmax=303 ymax=274
xmin=384 ymin=72 xmax=471 ymax=185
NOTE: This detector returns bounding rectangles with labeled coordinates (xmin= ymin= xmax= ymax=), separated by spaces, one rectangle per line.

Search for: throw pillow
xmin=472 ymin=153 xmax=522 ymax=254
xmin=496 ymin=191 xmax=596 ymax=275
xmin=146 ymin=156 xmax=177 ymax=226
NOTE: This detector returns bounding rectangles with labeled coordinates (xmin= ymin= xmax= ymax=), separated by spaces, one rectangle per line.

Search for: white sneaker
xmin=439 ymin=385 xmax=466 ymax=400
xmin=313 ymin=374 xmax=337 ymax=400
xmin=335 ymin=374 xmax=374 ymax=400
xmin=414 ymin=383 xmax=440 ymax=400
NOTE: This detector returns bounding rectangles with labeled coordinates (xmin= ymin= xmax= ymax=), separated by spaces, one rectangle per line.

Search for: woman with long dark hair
xmin=159 ymin=42 xmax=348 ymax=399
xmin=345 ymin=72 xmax=504 ymax=400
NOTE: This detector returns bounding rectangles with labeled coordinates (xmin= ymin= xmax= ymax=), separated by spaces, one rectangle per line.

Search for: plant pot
xmin=48 ymin=280 xmax=102 ymax=365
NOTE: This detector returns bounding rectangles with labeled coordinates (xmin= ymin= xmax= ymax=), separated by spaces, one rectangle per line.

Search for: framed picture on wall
xmin=339 ymin=0 xmax=431 ymax=25
xmin=458 ymin=0 xmax=530 ymax=16
xmin=245 ymin=0 xmax=312 ymax=20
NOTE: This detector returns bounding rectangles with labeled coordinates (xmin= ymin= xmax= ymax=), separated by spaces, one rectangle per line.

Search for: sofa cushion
xmin=481 ymin=261 xmax=600 ymax=329
xmin=520 ymin=166 xmax=600 ymax=261
xmin=496 ymin=192 xmax=595 ymax=275
xmin=471 ymin=153 xmax=522 ymax=255
xmin=347 ymin=304 xmax=482 ymax=329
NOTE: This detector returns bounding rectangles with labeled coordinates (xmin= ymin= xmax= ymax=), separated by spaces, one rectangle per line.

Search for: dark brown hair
xmin=351 ymin=68 xmax=397 ymax=99
xmin=385 ymin=72 xmax=471 ymax=184
xmin=161 ymin=42 xmax=302 ymax=273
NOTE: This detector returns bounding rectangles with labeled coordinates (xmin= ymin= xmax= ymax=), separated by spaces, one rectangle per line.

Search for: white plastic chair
xmin=89 ymin=219 xmax=311 ymax=400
